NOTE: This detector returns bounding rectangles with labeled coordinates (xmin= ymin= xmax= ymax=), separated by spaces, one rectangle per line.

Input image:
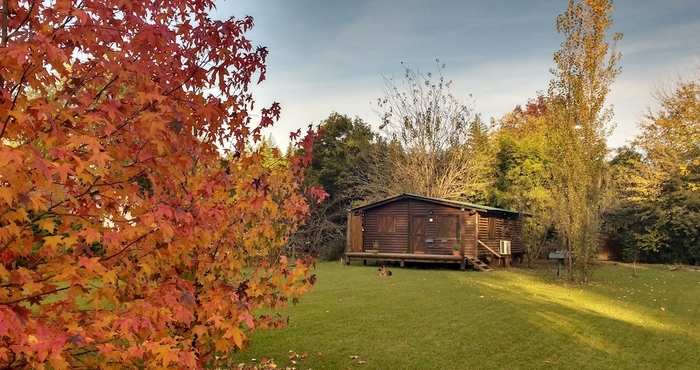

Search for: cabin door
xmin=348 ymin=213 xmax=363 ymax=253
xmin=411 ymin=215 xmax=427 ymax=253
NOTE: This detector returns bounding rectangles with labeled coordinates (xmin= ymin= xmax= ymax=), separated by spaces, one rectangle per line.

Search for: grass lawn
xmin=229 ymin=261 xmax=700 ymax=369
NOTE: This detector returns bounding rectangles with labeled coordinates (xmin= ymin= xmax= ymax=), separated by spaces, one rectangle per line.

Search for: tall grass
xmin=230 ymin=262 xmax=700 ymax=369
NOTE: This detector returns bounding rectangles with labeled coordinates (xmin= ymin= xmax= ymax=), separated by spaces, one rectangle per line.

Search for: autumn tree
xmin=498 ymin=94 xmax=549 ymax=140
xmin=367 ymin=61 xmax=491 ymax=202
xmin=606 ymin=68 xmax=700 ymax=265
xmin=545 ymin=0 xmax=622 ymax=281
xmin=0 ymin=0 xmax=317 ymax=368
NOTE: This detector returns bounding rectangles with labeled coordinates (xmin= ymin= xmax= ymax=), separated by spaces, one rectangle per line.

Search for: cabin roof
xmin=351 ymin=193 xmax=521 ymax=215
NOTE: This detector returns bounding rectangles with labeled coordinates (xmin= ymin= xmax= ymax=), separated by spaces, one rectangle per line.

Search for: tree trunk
xmin=1 ymin=0 xmax=8 ymax=46
xmin=567 ymin=236 xmax=574 ymax=280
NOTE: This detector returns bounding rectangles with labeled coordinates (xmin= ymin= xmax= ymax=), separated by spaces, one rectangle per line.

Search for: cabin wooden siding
xmin=476 ymin=215 xmax=524 ymax=257
xmin=361 ymin=198 xmax=478 ymax=256
xmin=348 ymin=194 xmax=525 ymax=268
xmin=464 ymin=212 xmax=478 ymax=257
xmin=362 ymin=199 xmax=409 ymax=253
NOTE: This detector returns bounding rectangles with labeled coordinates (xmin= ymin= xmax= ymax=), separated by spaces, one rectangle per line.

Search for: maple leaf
xmin=79 ymin=226 xmax=102 ymax=245
xmin=43 ymin=235 xmax=65 ymax=250
xmin=78 ymin=256 xmax=105 ymax=273
xmin=68 ymin=334 xmax=86 ymax=349
xmin=56 ymin=166 xmax=76 ymax=184
xmin=157 ymin=346 xmax=180 ymax=368
xmin=309 ymin=186 xmax=329 ymax=203
xmin=251 ymin=195 xmax=266 ymax=210
xmin=36 ymin=158 xmax=54 ymax=181
xmin=37 ymin=218 xmax=57 ymax=233
xmin=0 ymin=147 xmax=24 ymax=168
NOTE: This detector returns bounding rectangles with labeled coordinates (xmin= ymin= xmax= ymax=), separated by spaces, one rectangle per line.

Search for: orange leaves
xmin=0 ymin=0 xmax=318 ymax=367
xmin=222 ymin=326 xmax=246 ymax=350
xmin=0 ymin=146 xmax=24 ymax=168
xmin=78 ymin=226 xmax=102 ymax=245
xmin=251 ymin=195 xmax=266 ymax=210
xmin=78 ymin=256 xmax=105 ymax=274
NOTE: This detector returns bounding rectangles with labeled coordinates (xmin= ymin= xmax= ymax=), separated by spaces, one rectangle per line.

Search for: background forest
xmin=289 ymin=8 xmax=700 ymax=278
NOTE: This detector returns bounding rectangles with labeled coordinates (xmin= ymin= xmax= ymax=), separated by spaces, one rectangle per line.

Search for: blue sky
xmin=213 ymin=0 xmax=700 ymax=149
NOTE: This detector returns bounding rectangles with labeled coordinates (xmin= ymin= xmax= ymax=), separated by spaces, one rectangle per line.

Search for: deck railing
xmin=477 ymin=239 xmax=502 ymax=259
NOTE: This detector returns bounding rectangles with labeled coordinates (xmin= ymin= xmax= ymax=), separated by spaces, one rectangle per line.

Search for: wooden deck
xmin=344 ymin=252 xmax=467 ymax=270
xmin=344 ymin=252 xmax=510 ymax=271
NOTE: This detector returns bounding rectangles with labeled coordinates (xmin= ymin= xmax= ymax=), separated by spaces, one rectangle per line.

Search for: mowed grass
xmin=229 ymin=261 xmax=700 ymax=369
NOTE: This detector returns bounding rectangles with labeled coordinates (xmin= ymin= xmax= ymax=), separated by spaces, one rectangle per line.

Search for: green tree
xmin=493 ymin=134 xmax=553 ymax=266
xmin=492 ymin=98 xmax=554 ymax=267
xmin=546 ymin=0 xmax=622 ymax=281
xmin=293 ymin=113 xmax=376 ymax=259
xmin=622 ymin=69 xmax=700 ymax=264
xmin=604 ymin=146 xmax=647 ymax=273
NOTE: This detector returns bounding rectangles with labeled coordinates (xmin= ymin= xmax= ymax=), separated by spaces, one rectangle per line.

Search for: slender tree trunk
xmin=567 ymin=236 xmax=573 ymax=280
xmin=1 ymin=0 xmax=8 ymax=46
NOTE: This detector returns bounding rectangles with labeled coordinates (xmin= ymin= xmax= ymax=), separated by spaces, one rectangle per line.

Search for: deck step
xmin=465 ymin=256 xmax=494 ymax=272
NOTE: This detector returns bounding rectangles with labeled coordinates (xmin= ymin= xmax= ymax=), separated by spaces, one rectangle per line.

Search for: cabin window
xmin=487 ymin=218 xmax=496 ymax=239
xmin=437 ymin=215 xmax=459 ymax=238
xmin=377 ymin=215 xmax=396 ymax=233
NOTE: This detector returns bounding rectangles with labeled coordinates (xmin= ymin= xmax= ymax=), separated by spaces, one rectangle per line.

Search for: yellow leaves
xmin=154 ymin=345 xmax=180 ymax=368
xmin=48 ymin=357 xmax=69 ymax=370
xmin=4 ymin=209 xmax=29 ymax=223
xmin=223 ymin=326 xmax=246 ymax=350
xmin=192 ymin=325 xmax=208 ymax=339
xmin=214 ymin=337 xmax=234 ymax=354
xmin=101 ymin=269 xmax=118 ymax=286
xmin=43 ymin=235 xmax=66 ymax=251
xmin=0 ymin=145 xmax=25 ymax=168
xmin=37 ymin=218 xmax=57 ymax=233
xmin=23 ymin=280 xmax=45 ymax=296
xmin=0 ymin=264 xmax=9 ymax=282
xmin=87 ymin=150 xmax=114 ymax=169
xmin=59 ymin=267 xmax=89 ymax=288
xmin=0 ymin=187 xmax=15 ymax=206
xmin=245 ymin=281 xmax=264 ymax=298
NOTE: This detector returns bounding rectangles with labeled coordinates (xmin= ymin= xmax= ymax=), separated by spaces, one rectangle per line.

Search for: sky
xmin=212 ymin=0 xmax=700 ymax=149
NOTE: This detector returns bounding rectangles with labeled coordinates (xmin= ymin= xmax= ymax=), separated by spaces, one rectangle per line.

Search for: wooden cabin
xmin=345 ymin=193 xmax=524 ymax=271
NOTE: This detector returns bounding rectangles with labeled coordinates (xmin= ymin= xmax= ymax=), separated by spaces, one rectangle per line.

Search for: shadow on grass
xmin=229 ymin=262 xmax=700 ymax=370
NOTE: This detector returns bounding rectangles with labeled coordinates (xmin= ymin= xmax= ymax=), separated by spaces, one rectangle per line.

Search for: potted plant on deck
xmin=452 ymin=243 xmax=461 ymax=256
xmin=372 ymin=241 xmax=379 ymax=254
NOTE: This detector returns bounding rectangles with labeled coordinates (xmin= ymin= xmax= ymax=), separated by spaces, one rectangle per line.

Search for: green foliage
xmin=490 ymin=131 xmax=554 ymax=266
xmin=305 ymin=113 xmax=375 ymax=198
xmin=546 ymin=0 xmax=622 ymax=281
xmin=291 ymin=113 xmax=377 ymax=260
xmin=607 ymin=70 xmax=700 ymax=265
